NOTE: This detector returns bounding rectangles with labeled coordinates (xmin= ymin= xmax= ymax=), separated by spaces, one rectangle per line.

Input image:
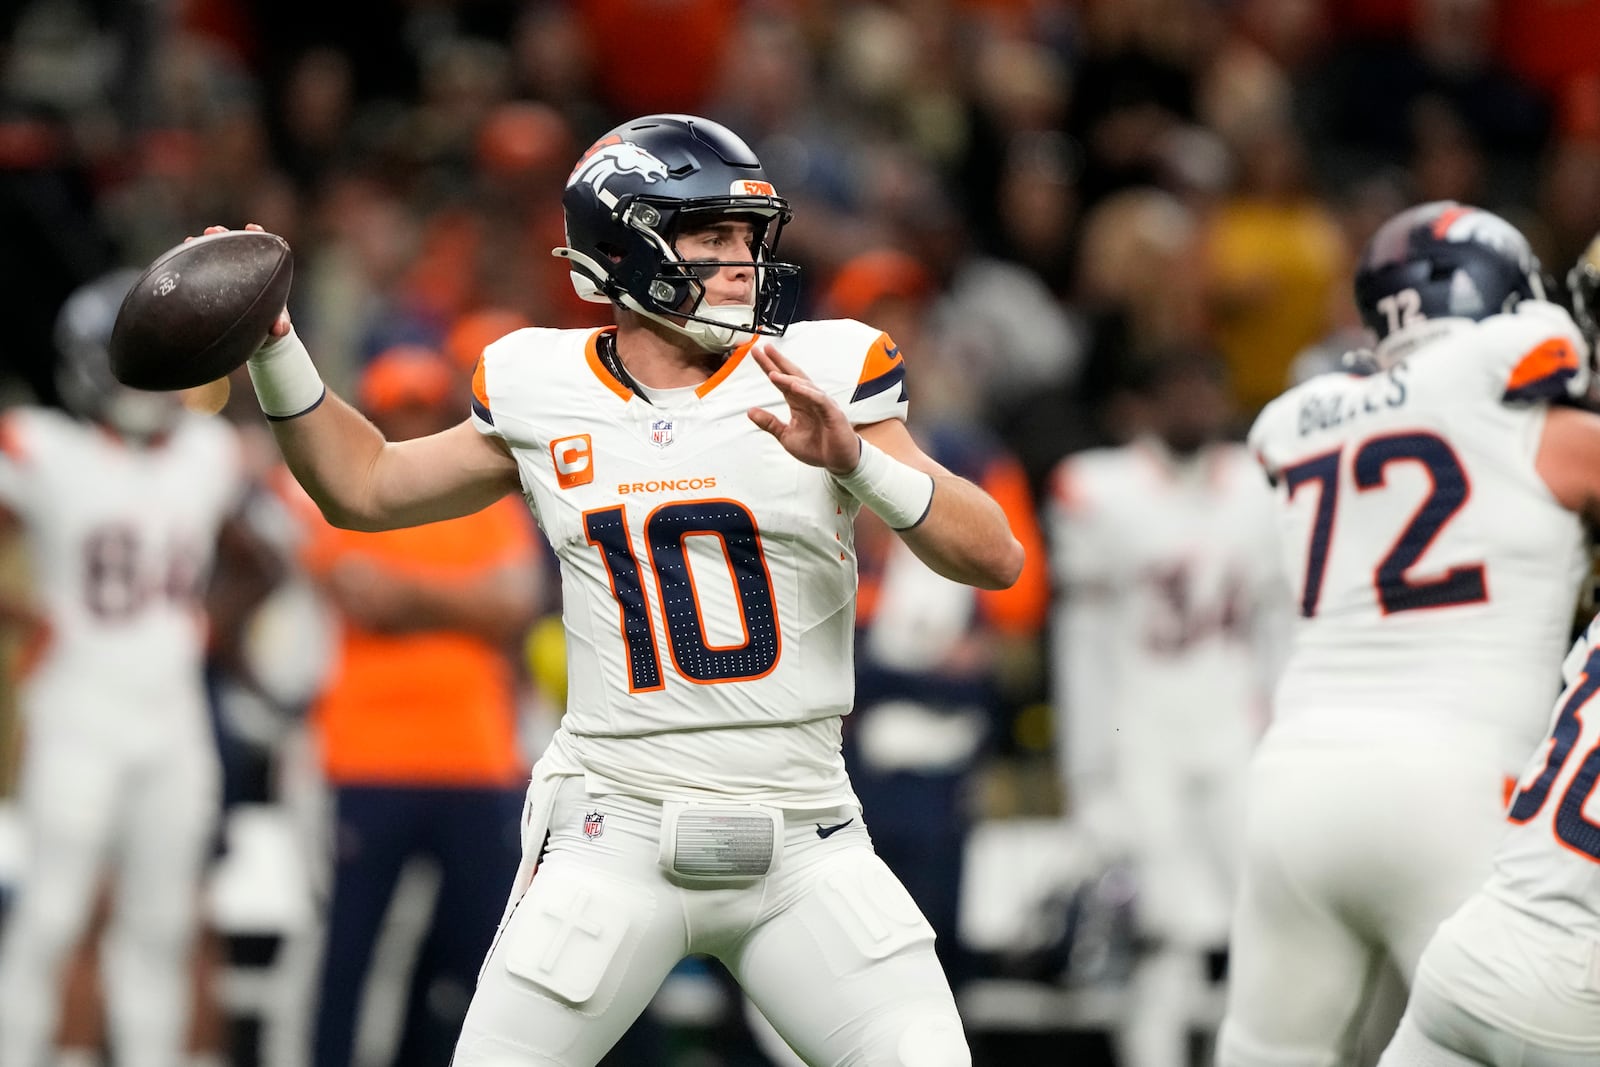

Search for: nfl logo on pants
xmin=583 ymin=811 xmax=605 ymax=839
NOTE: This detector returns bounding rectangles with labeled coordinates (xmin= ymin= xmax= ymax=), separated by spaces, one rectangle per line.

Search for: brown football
xmin=109 ymin=230 xmax=293 ymax=391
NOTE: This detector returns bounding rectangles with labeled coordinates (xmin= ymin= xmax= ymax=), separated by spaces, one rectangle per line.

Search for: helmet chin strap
xmin=623 ymin=295 xmax=756 ymax=354
xmin=553 ymin=243 xmax=757 ymax=353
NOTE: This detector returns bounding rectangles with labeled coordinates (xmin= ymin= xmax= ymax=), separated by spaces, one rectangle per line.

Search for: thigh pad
xmin=500 ymin=864 xmax=656 ymax=1008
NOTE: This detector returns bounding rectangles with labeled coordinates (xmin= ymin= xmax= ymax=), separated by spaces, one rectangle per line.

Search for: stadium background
xmin=3 ymin=0 xmax=1599 ymax=1065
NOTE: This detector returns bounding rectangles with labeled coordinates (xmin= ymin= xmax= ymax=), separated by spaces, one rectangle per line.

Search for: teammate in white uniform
xmin=1217 ymin=201 xmax=1600 ymax=1067
xmin=1047 ymin=351 xmax=1286 ymax=1067
xmin=1373 ymin=234 xmax=1600 ymax=1067
xmin=216 ymin=113 xmax=1023 ymax=1066
xmin=0 ymin=272 xmax=249 ymax=1067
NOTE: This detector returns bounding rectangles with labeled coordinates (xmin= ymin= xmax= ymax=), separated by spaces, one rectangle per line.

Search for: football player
xmin=1369 ymin=232 xmax=1600 ymax=1067
xmin=0 ymin=271 xmax=263 ymax=1067
xmin=217 ymin=113 xmax=1023 ymax=1066
xmin=1216 ymin=203 xmax=1600 ymax=1067
xmin=1047 ymin=349 xmax=1288 ymax=1067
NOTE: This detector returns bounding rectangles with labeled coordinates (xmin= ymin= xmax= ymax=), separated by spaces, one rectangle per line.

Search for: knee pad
xmin=896 ymin=1014 xmax=971 ymax=1067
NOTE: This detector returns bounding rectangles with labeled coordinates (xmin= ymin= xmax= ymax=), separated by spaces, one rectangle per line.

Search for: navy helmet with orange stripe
xmin=553 ymin=113 xmax=801 ymax=353
xmin=1354 ymin=200 xmax=1547 ymax=343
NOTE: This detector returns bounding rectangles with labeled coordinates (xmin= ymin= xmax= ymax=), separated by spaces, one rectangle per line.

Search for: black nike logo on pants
xmin=815 ymin=818 xmax=854 ymax=839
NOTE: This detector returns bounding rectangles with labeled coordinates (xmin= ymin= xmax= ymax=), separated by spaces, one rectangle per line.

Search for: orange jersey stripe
xmin=584 ymin=328 xmax=633 ymax=401
xmin=471 ymin=352 xmax=492 ymax=409
xmin=1506 ymin=335 xmax=1580 ymax=393
xmin=855 ymin=331 xmax=904 ymax=388
xmin=696 ymin=338 xmax=756 ymax=398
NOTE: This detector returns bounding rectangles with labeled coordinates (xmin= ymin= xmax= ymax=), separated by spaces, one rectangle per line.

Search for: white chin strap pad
xmin=626 ymin=297 xmax=756 ymax=354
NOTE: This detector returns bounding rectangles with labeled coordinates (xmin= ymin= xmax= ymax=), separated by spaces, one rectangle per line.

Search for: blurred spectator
xmin=1201 ymin=120 xmax=1350 ymax=418
xmin=1299 ymin=0 xmax=1552 ymax=202
xmin=274 ymin=345 xmax=540 ymax=1067
xmin=1066 ymin=0 xmax=1214 ymax=211
xmin=1066 ymin=185 xmax=1210 ymax=461
xmin=708 ymin=5 xmax=868 ymax=276
xmin=0 ymin=270 xmax=279 ymax=1067
xmin=983 ymin=130 xmax=1083 ymax=297
xmin=1528 ymin=136 xmax=1600 ymax=291
xmin=268 ymin=46 xmax=358 ymax=195
xmin=0 ymin=102 xmax=119 ymax=410
xmin=1046 ymin=348 xmax=1288 ymax=1067
xmin=505 ymin=4 xmax=611 ymax=141
xmin=870 ymin=160 xmax=1089 ymax=481
xmin=575 ymin=0 xmax=738 ymax=119
xmin=955 ymin=30 xmax=1075 ymax=274
xmin=444 ymin=307 xmax=533 ymax=376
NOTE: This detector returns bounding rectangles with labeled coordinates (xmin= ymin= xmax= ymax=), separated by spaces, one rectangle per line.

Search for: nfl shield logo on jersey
xmin=648 ymin=418 xmax=674 ymax=448
xmin=582 ymin=811 xmax=605 ymax=839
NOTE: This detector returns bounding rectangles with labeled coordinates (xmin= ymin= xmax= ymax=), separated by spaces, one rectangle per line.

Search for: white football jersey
xmin=0 ymin=407 xmax=244 ymax=731
xmin=471 ymin=320 xmax=908 ymax=806
xmin=1249 ymin=302 xmax=1590 ymax=758
xmin=1047 ymin=439 xmax=1285 ymax=777
xmin=1486 ymin=611 xmax=1600 ymax=941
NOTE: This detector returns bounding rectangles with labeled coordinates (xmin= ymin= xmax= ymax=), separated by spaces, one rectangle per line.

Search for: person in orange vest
xmin=277 ymin=345 xmax=541 ymax=1067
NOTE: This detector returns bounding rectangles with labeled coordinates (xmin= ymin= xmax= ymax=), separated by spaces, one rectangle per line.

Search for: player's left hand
xmin=747 ymin=342 xmax=861 ymax=474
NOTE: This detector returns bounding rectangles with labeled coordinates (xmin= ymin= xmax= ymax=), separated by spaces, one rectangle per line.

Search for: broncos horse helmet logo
xmin=568 ymin=136 xmax=671 ymax=194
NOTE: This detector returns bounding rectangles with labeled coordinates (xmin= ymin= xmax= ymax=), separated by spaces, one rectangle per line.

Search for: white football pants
xmin=1216 ymin=737 xmax=1512 ymax=1067
xmin=1377 ymin=892 xmax=1600 ymax=1067
xmin=452 ymin=776 xmax=971 ymax=1067
xmin=0 ymin=713 xmax=219 ymax=1067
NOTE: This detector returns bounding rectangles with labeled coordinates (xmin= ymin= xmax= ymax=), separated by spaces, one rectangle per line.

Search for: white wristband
xmin=830 ymin=437 xmax=935 ymax=530
xmin=247 ymin=327 xmax=326 ymax=420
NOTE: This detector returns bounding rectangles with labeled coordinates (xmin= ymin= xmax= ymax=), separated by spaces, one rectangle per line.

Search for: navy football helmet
xmin=553 ymin=114 xmax=801 ymax=352
xmin=1353 ymin=201 xmax=1546 ymax=341
xmin=55 ymin=269 xmax=182 ymax=441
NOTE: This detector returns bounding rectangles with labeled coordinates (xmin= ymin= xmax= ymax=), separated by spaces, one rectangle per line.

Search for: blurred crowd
xmin=4 ymin=0 xmax=1600 ymax=1065
xmin=6 ymin=0 xmax=1600 ymax=470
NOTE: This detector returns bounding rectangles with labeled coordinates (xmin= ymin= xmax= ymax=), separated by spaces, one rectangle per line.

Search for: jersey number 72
xmin=1280 ymin=431 xmax=1486 ymax=618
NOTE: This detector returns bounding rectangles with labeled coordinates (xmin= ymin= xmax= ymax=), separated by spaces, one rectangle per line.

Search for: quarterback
xmin=220 ymin=113 xmax=1022 ymax=1065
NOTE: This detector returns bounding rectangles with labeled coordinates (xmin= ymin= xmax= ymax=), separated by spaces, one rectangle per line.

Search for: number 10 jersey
xmin=470 ymin=320 xmax=908 ymax=806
